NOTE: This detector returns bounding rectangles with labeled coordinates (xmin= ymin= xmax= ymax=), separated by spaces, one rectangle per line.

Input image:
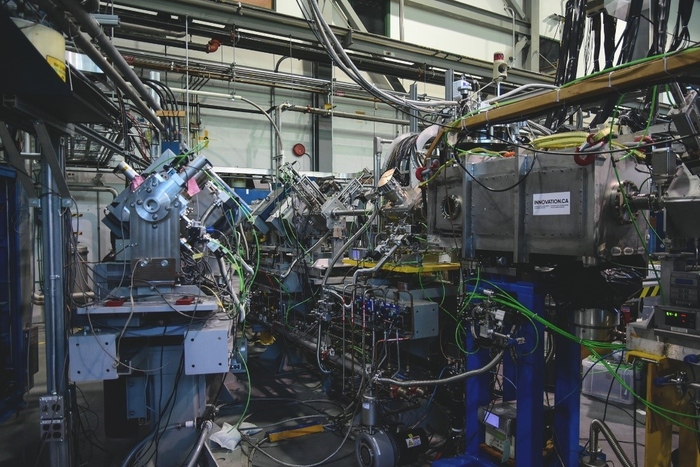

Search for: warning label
xmin=406 ymin=434 xmax=422 ymax=448
xmin=533 ymin=191 xmax=571 ymax=216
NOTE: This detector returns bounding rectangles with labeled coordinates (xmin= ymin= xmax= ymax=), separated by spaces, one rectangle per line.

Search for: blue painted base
xmin=433 ymin=453 xmax=498 ymax=467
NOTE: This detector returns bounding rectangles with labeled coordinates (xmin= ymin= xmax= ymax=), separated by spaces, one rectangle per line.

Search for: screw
xmin=152 ymin=214 xmax=158 ymax=220
xmin=160 ymin=260 xmax=169 ymax=267
xmin=137 ymin=199 xmax=143 ymax=205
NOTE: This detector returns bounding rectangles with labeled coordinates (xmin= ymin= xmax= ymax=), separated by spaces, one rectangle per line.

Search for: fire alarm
xmin=292 ymin=143 xmax=306 ymax=157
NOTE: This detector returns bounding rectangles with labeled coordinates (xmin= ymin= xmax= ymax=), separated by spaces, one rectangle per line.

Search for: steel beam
xmin=40 ymin=130 xmax=69 ymax=467
xmin=404 ymin=0 xmax=531 ymax=36
xmin=312 ymin=62 xmax=334 ymax=172
xmin=504 ymin=0 xmax=527 ymax=20
xmin=526 ymin=0 xmax=541 ymax=72
xmin=33 ymin=121 xmax=71 ymax=199
xmin=332 ymin=0 xmax=396 ymax=91
xmin=111 ymin=0 xmax=553 ymax=86
xmin=0 ymin=122 xmax=36 ymax=199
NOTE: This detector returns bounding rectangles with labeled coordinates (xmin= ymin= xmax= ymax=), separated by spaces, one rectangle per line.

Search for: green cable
xmin=229 ymin=349 xmax=252 ymax=432
xmin=463 ymin=277 xmax=700 ymax=429
xmin=561 ymin=47 xmax=700 ymax=89
xmin=588 ymin=347 xmax=700 ymax=430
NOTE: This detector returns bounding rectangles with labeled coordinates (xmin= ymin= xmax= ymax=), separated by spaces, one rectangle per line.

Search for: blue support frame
xmin=0 ymin=166 xmax=26 ymax=422
xmin=436 ymin=276 xmax=582 ymax=467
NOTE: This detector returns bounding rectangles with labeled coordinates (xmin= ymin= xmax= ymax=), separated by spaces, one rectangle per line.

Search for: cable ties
xmin=663 ymin=56 xmax=671 ymax=75
xmin=485 ymin=111 xmax=489 ymax=124
xmin=555 ymin=88 xmax=561 ymax=103
xmin=608 ymin=71 xmax=614 ymax=88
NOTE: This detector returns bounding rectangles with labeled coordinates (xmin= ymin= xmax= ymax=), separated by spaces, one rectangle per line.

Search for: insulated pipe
xmin=321 ymin=210 xmax=379 ymax=288
xmin=586 ymin=419 xmax=634 ymax=467
xmin=184 ymin=420 xmax=213 ymax=467
xmin=56 ymin=0 xmax=164 ymax=114
xmin=33 ymin=0 xmax=164 ymax=133
xmin=375 ymin=350 xmax=505 ymax=387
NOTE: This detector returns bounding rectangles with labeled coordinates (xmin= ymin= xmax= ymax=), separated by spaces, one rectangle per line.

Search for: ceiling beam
xmin=111 ymin=0 xmax=553 ymax=86
xmin=404 ymin=0 xmax=530 ymax=36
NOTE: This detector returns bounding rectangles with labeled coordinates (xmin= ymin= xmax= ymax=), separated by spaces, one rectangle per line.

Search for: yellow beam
xmin=341 ymin=259 xmax=461 ymax=273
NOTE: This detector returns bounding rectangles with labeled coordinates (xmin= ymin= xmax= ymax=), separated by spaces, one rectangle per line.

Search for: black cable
xmin=668 ymin=0 xmax=694 ymax=51
xmin=454 ymin=153 xmax=537 ymax=193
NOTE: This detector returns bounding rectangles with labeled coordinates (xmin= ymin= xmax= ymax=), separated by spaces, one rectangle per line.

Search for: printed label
xmin=406 ymin=434 xmax=422 ymax=448
xmin=46 ymin=56 xmax=66 ymax=82
xmin=533 ymin=191 xmax=571 ymax=216
xmin=670 ymin=327 xmax=689 ymax=333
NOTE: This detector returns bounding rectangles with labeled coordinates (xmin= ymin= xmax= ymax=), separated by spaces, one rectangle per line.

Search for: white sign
xmin=533 ymin=192 xmax=571 ymax=216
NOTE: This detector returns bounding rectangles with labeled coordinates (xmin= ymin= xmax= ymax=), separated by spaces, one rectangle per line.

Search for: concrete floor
xmin=0 ymin=326 xmax=655 ymax=467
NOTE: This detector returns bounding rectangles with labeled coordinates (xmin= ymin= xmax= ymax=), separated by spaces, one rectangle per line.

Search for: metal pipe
xmin=280 ymin=231 xmax=330 ymax=279
xmin=331 ymin=209 xmax=372 ymax=218
xmin=40 ymin=132 xmax=69 ymax=466
xmin=398 ymin=0 xmax=406 ymax=41
xmin=273 ymin=323 xmax=365 ymax=375
xmin=321 ymin=210 xmax=378 ymax=288
xmin=33 ymin=0 xmax=163 ymax=133
xmin=283 ymin=104 xmax=409 ymax=126
xmin=585 ymin=419 xmax=634 ymax=467
xmin=55 ymin=0 xmax=164 ymax=113
xmin=67 ymin=184 xmax=119 ymax=199
xmin=184 ymin=420 xmax=213 ymax=467
xmin=120 ymin=22 xmax=187 ymax=37
xmin=375 ymin=350 xmax=505 ymax=387
xmin=351 ymin=244 xmax=399 ymax=285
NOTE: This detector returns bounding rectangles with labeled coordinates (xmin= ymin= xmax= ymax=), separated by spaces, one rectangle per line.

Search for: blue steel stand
xmin=435 ymin=277 xmax=579 ymax=466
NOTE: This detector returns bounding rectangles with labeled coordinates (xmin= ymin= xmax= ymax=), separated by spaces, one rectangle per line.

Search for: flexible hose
xmin=184 ymin=420 xmax=213 ymax=467
xmin=121 ymin=423 xmax=191 ymax=467
xmin=587 ymin=419 xmax=634 ymax=467
xmin=375 ymin=350 xmax=505 ymax=387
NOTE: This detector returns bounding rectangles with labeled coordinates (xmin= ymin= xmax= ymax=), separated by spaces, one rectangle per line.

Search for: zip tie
xmin=555 ymin=88 xmax=561 ymax=103
xmin=485 ymin=111 xmax=489 ymax=124
xmin=663 ymin=56 xmax=670 ymax=75
xmin=608 ymin=71 xmax=614 ymax=88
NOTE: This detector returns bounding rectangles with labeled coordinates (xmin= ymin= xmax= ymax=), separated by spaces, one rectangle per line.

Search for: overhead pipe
xmin=54 ymin=0 xmax=164 ymax=113
xmin=283 ymin=104 xmax=409 ymax=126
xmin=33 ymin=0 xmax=165 ymax=133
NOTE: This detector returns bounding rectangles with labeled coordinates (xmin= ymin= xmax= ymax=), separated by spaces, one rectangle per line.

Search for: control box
xmin=654 ymin=304 xmax=700 ymax=337
xmin=670 ymin=271 xmax=700 ymax=307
